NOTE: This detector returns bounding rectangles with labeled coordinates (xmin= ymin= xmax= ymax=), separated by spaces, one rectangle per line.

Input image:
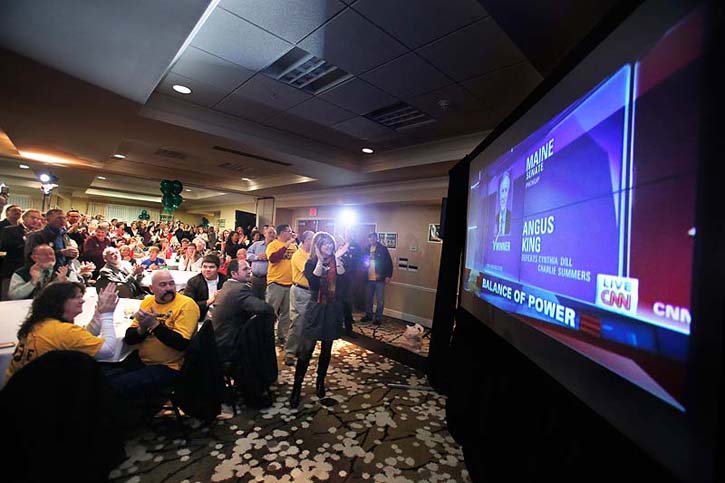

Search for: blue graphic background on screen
xmin=521 ymin=66 xmax=630 ymax=214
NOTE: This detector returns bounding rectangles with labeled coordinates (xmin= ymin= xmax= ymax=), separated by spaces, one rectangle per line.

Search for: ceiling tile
xmin=171 ymin=46 xmax=254 ymax=92
xmin=264 ymin=112 xmax=359 ymax=149
xmin=352 ymin=0 xmax=487 ymax=49
xmin=156 ymin=72 xmax=228 ymax=108
xmin=417 ymin=17 xmax=525 ymax=82
xmin=298 ymin=8 xmax=407 ymax=75
xmin=319 ymin=78 xmax=397 ymax=116
xmin=285 ymin=97 xmax=357 ymax=126
xmin=331 ymin=116 xmax=393 ymax=140
xmin=361 ymin=53 xmax=452 ymax=99
xmin=215 ymin=93 xmax=281 ymax=123
xmin=408 ymin=83 xmax=501 ymax=131
xmin=232 ymin=74 xmax=311 ymax=111
xmin=220 ymin=0 xmax=346 ymax=44
xmin=191 ymin=7 xmax=292 ymax=71
xmin=463 ymin=61 xmax=542 ymax=116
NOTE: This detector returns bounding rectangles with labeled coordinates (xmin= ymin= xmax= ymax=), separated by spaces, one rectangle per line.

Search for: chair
xmin=156 ymin=320 xmax=225 ymax=442
xmin=230 ymin=313 xmax=278 ymax=408
xmin=0 ymin=351 xmax=125 ymax=483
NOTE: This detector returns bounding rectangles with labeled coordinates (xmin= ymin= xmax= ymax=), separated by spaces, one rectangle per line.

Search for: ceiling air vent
xmin=366 ymin=102 xmax=436 ymax=131
xmin=154 ymin=148 xmax=187 ymax=160
xmin=262 ymin=47 xmax=352 ymax=95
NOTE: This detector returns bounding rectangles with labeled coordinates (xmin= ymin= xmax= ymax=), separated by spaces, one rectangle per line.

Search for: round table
xmin=140 ymin=269 xmax=197 ymax=291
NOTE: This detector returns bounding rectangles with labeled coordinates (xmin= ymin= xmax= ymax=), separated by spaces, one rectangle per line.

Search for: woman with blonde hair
xmin=289 ymin=231 xmax=348 ymax=408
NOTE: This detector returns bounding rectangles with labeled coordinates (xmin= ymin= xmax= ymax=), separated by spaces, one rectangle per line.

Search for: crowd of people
xmin=0 ymin=194 xmax=394 ymax=415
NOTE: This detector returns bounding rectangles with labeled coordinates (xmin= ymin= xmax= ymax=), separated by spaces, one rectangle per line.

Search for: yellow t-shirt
xmin=129 ymin=293 xmax=200 ymax=371
xmin=266 ymin=239 xmax=297 ymax=286
xmin=291 ymin=246 xmax=310 ymax=288
xmin=368 ymin=244 xmax=377 ymax=281
xmin=6 ymin=319 xmax=104 ymax=382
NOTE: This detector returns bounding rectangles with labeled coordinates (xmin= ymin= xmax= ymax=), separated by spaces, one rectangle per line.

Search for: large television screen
xmin=461 ymin=2 xmax=703 ymax=414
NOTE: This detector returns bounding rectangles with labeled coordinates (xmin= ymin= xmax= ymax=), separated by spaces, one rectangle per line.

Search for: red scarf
xmin=317 ymin=257 xmax=336 ymax=305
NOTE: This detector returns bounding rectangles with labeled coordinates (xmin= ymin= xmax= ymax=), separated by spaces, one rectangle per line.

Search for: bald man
xmin=108 ymin=271 xmax=200 ymax=400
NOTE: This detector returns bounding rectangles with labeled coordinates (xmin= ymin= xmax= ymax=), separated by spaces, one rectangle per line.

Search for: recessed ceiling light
xmin=39 ymin=173 xmax=51 ymax=183
xmin=97 ymin=176 xmax=106 ymax=180
xmin=185 ymin=189 xmax=191 ymax=192
xmin=18 ymin=164 xmax=30 ymax=169
xmin=361 ymin=147 xmax=374 ymax=154
xmin=241 ymin=177 xmax=251 ymax=181
xmin=112 ymin=154 xmax=126 ymax=159
xmin=172 ymin=84 xmax=192 ymax=95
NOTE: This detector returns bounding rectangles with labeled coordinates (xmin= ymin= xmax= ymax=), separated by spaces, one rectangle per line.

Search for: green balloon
xmin=160 ymin=179 xmax=173 ymax=194
xmin=171 ymin=180 xmax=183 ymax=195
xmin=172 ymin=194 xmax=183 ymax=206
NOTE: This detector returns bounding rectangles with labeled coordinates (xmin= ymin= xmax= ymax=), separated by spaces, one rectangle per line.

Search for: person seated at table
xmin=176 ymin=238 xmax=191 ymax=258
xmin=159 ymin=238 xmax=174 ymax=260
xmin=8 ymin=244 xmax=83 ymax=300
xmin=118 ymin=245 xmax=136 ymax=273
xmin=184 ymin=254 xmax=226 ymax=321
xmin=212 ymin=259 xmax=274 ymax=363
xmin=140 ymin=246 xmax=166 ymax=271
xmin=179 ymin=244 xmax=202 ymax=272
xmin=107 ymin=271 xmax=200 ymax=400
xmin=5 ymin=282 xmax=120 ymax=382
xmin=96 ymin=247 xmax=145 ymax=298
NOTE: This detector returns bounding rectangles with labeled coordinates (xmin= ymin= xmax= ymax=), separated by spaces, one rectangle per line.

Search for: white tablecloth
xmin=0 ymin=290 xmax=142 ymax=389
xmin=140 ymin=269 xmax=196 ymax=291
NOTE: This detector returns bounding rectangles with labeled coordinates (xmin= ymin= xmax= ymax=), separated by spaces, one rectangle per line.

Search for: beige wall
xmin=285 ymin=202 xmax=443 ymax=325
xmin=215 ymin=202 xmax=257 ymax=231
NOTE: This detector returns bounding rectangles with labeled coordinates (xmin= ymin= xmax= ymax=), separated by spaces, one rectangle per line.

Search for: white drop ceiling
xmin=0 ymin=0 xmax=620 ymax=211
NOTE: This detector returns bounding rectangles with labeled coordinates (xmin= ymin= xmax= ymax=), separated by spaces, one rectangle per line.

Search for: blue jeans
xmin=366 ymin=280 xmax=386 ymax=321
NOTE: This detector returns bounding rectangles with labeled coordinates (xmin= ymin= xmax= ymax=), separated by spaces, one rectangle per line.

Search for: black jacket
xmin=212 ymin=279 xmax=274 ymax=363
xmin=0 ymin=223 xmax=28 ymax=278
xmin=174 ymin=320 xmax=224 ymax=421
xmin=361 ymin=241 xmax=393 ymax=281
xmin=232 ymin=313 xmax=278 ymax=404
xmin=184 ymin=272 xmax=227 ymax=321
xmin=0 ymin=350 xmax=125 ymax=483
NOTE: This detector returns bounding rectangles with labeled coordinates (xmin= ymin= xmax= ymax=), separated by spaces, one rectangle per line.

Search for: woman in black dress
xmin=289 ymin=231 xmax=348 ymax=408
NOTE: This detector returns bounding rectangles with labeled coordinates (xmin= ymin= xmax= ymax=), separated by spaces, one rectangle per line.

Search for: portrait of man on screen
xmin=494 ymin=171 xmax=512 ymax=238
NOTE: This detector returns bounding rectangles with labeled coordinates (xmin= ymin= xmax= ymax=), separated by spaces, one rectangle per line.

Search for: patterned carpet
xmin=110 ymin=340 xmax=469 ymax=483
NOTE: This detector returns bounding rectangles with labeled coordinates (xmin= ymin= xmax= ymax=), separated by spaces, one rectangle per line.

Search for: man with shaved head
xmin=107 ymin=270 xmax=200 ymax=400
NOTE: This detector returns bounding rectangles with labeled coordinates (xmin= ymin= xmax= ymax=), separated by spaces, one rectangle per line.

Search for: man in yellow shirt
xmin=265 ymin=224 xmax=297 ymax=346
xmin=108 ymin=270 xmax=200 ymax=400
xmin=283 ymin=230 xmax=314 ymax=366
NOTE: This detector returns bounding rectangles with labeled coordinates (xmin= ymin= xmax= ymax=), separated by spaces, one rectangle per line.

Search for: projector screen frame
xmin=453 ymin=1 xmax=723 ymax=481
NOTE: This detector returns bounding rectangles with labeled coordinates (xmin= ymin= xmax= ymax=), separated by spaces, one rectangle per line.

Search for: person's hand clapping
xmin=79 ymin=261 xmax=95 ymax=277
xmin=55 ymin=265 xmax=69 ymax=282
xmin=60 ymin=247 xmax=79 ymax=259
xmin=135 ymin=308 xmax=159 ymax=333
xmin=133 ymin=264 xmax=145 ymax=276
xmin=96 ymin=283 xmax=119 ymax=313
xmin=29 ymin=264 xmax=42 ymax=284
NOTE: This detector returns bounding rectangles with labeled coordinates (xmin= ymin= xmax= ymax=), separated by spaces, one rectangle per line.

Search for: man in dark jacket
xmin=184 ymin=255 xmax=227 ymax=321
xmin=0 ymin=208 xmax=42 ymax=299
xmin=24 ymin=208 xmax=78 ymax=270
xmin=360 ymin=232 xmax=393 ymax=325
xmin=212 ymin=259 xmax=274 ymax=363
xmin=82 ymin=222 xmax=112 ymax=278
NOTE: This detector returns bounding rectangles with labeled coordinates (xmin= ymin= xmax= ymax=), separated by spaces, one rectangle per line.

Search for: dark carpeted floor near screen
xmin=110 ymin=339 xmax=468 ymax=483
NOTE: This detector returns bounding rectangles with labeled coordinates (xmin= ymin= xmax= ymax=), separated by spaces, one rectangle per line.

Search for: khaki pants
xmin=285 ymin=285 xmax=311 ymax=356
xmin=265 ymin=283 xmax=291 ymax=342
